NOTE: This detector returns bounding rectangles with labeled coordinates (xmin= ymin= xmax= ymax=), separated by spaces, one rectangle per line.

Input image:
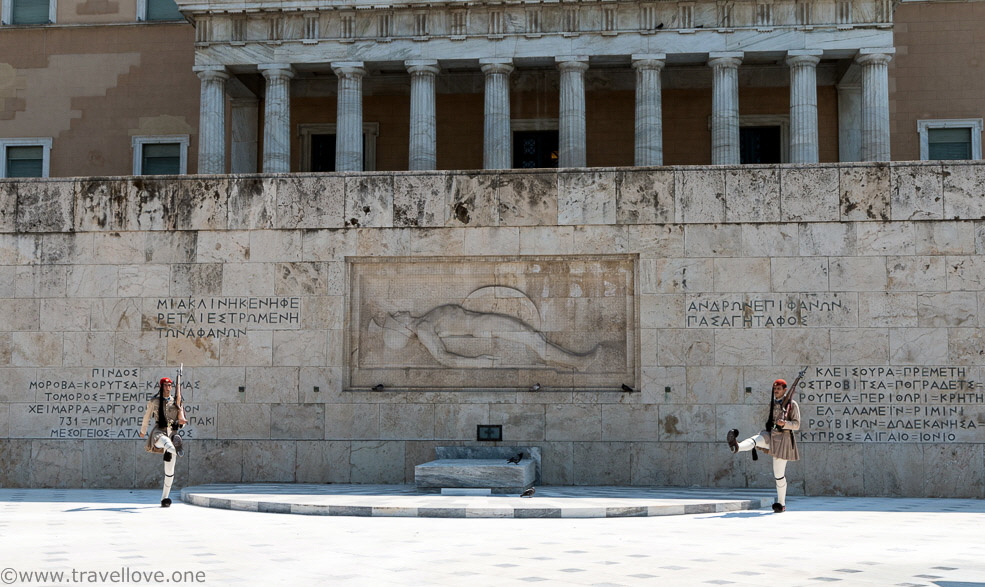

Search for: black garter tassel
xmin=751 ymin=448 xmax=758 ymax=461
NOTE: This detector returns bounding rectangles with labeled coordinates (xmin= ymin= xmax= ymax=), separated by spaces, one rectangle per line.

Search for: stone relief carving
xmin=348 ymin=256 xmax=636 ymax=390
xmin=369 ymin=287 xmax=601 ymax=371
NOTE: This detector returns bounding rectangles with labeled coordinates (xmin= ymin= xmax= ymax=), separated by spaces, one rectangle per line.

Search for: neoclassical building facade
xmin=181 ymin=0 xmax=896 ymax=174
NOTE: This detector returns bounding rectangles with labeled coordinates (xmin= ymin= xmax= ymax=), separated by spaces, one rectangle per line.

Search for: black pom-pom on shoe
xmin=161 ymin=498 xmax=172 ymax=508
xmin=771 ymin=503 xmax=785 ymax=513
xmin=726 ymin=429 xmax=739 ymax=453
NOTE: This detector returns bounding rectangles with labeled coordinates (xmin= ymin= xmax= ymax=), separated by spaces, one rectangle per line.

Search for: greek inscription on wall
xmin=799 ymin=366 xmax=983 ymax=443
xmin=12 ymin=368 xmax=214 ymax=440
xmin=152 ymin=297 xmax=301 ymax=339
xmin=685 ymin=293 xmax=852 ymax=328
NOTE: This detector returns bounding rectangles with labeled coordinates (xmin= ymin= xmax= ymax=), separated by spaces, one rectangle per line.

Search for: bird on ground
xmin=520 ymin=487 xmax=536 ymax=498
xmin=621 ymin=384 xmax=634 ymax=393
xmin=372 ymin=384 xmax=385 ymax=391
xmin=529 ymin=383 xmax=541 ymax=391
xmin=656 ymin=22 xmax=664 ymax=29
xmin=507 ymin=452 xmax=523 ymax=464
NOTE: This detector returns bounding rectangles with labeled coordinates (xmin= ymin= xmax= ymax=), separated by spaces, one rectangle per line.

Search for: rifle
xmin=175 ymin=364 xmax=188 ymax=426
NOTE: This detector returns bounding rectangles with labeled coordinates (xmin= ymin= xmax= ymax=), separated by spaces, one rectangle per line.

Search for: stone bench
xmin=415 ymin=447 xmax=541 ymax=494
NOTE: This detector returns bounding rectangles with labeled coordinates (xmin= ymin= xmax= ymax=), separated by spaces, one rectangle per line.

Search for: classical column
xmin=332 ymin=62 xmax=366 ymax=172
xmin=230 ymin=98 xmax=258 ymax=174
xmin=194 ymin=65 xmax=229 ymax=174
xmin=632 ymin=54 xmax=665 ymax=167
xmin=480 ymin=58 xmax=513 ymax=170
xmin=406 ymin=59 xmax=440 ymax=171
xmin=837 ymin=82 xmax=862 ymax=162
xmin=708 ymin=52 xmax=743 ymax=165
xmin=556 ymin=56 xmax=589 ymax=168
xmin=259 ymin=64 xmax=295 ymax=173
xmin=857 ymin=49 xmax=894 ymax=162
xmin=786 ymin=50 xmax=823 ymax=163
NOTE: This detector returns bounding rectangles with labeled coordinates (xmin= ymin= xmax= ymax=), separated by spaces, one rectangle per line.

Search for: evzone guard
xmin=139 ymin=367 xmax=188 ymax=508
xmin=726 ymin=367 xmax=807 ymax=513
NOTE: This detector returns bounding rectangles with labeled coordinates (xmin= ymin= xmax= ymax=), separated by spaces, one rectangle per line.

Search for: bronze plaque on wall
xmin=347 ymin=255 xmax=637 ymax=391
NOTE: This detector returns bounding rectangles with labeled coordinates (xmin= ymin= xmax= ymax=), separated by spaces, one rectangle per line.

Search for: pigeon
xmin=656 ymin=22 xmax=664 ymax=29
xmin=621 ymin=384 xmax=634 ymax=393
xmin=529 ymin=383 xmax=541 ymax=392
xmin=520 ymin=487 xmax=536 ymax=498
xmin=507 ymin=452 xmax=523 ymax=464
xmin=372 ymin=384 xmax=385 ymax=391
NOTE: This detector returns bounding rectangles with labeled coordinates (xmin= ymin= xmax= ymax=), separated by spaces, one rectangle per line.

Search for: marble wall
xmin=1 ymin=161 xmax=984 ymax=497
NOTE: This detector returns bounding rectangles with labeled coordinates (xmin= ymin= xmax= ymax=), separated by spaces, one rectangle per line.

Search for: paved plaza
xmin=0 ymin=485 xmax=983 ymax=586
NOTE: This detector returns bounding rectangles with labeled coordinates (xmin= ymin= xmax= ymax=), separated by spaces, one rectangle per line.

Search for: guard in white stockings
xmin=727 ymin=378 xmax=801 ymax=513
xmin=139 ymin=377 xmax=184 ymax=508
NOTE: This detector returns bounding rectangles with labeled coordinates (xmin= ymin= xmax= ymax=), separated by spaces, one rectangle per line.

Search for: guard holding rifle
xmin=139 ymin=366 xmax=188 ymax=508
xmin=726 ymin=367 xmax=806 ymax=513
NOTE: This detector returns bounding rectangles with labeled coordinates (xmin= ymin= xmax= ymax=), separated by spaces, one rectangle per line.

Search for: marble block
xmin=415 ymin=458 xmax=536 ymax=492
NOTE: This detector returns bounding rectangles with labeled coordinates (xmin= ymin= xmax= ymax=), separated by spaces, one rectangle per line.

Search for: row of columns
xmin=194 ymin=48 xmax=894 ymax=174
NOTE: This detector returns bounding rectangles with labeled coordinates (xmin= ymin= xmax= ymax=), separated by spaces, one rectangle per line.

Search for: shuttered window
xmin=145 ymin=0 xmax=182 ymax=21
xmin=927 ymin=127 xmax=972 ymax=160
xmin=10 ymin=0 xmax=50 ymax=24
xmin=5 ymin=145 xmax=44 ymax=177
xmin=140 ymin=143 xmax=181 ymax=175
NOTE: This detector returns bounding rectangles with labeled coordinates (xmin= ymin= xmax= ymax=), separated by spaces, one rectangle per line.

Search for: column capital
xmin=480 ymin=59 xmax=514 ymax=75
xmin=856 ymin=48 xmax=895 ymax=66
xmin=556 ymin=56 xmax=590 ymax=73
xmin=193 ymin=65 xmax=230 ymax=82
xmin=406 ymin=60 xmax=440 ymax=76
xmin=258 ymin=63 xmax=295 ymax=80
xmin=708 ymin=52 xmax=743 ymax=68
xmin=785 ymin=51 xmax=822 ymax=68
xmin=332 ymin=62 xmax=367 ymax=79
xmin=632 ymin=54 xmax=666 ymax=70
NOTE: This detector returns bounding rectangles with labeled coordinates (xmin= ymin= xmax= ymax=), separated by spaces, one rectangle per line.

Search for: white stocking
xmin=155 ymin=435 xmax=177 ymax=500
xmin=773 ymin=458 xmax=788 ymax=505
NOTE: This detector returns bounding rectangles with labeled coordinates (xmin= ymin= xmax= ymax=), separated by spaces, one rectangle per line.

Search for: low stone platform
xmin=180 ymin=484 xmax=774 ymax=518
xmin=415 ymin=458 xmax=536 ymax=494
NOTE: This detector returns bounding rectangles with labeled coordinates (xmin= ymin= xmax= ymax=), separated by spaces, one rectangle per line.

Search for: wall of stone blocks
xmin=1 ymin=162 xmax=983 ymax=497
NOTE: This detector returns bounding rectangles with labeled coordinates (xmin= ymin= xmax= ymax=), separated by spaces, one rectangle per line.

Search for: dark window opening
xmin=513 ymin=130 xmax=559 ymax=169
xmin=740 ymin=126 xmax=782 ymax=164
